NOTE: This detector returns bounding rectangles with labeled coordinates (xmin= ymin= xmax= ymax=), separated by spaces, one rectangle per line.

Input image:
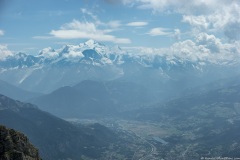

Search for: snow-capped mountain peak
xmin=0 ymin=39 xmax=239 ymax=93
xmin=15 ymin=52 xmax=28 ymax=59
xmin=38 ymin=47 xmax=58 ymax=59
xmin=84 ymin=39 xmax=99 ymax=47
xmin=79 ymin=39 xmax=104 ymax=48
xmin=1 ymin=39 xmax=239 ymax=70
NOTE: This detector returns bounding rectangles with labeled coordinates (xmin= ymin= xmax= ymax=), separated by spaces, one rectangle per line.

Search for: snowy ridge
xmin=0 ymin=39 xmax=239 ymax=93
xmin=0 ymin=39 xmax=239 ymax=70
xmin=0 ymin=40 xmax=127 ymax=69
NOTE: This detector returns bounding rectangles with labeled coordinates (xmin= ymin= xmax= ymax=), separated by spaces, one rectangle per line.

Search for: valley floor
xmin=67 ymin=118 xmax=240 ymax=160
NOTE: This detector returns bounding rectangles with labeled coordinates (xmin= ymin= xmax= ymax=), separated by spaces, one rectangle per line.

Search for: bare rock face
xmin=0 ymin=125 xmax=41 ymax=160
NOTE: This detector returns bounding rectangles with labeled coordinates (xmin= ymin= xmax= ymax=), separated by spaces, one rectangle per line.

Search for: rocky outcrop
xmin=0 ymin=125 xmax=41 ymax=160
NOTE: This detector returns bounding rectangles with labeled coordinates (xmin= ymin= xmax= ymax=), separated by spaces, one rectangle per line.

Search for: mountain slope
xmin=29 ymin=80 xmax=155 ymax=118
xmin=0 ymin=125 xmax=41 ymax=160
xmin=29 ymin=85 xmax=116 ymax=118
xmin=0 ymin=79 xmax=41 ymax=101
xmin=125 ymin=77 xmax=240 ymax=122
xmin=123 ymin=80 xmax=240 ymax=158
xmin=183 ymin=74 xmax=240 ymax=96
xmin=0 ymin=94 xmax=117 ymax=160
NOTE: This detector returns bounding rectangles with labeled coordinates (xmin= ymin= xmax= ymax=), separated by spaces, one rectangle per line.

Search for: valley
xmin=1 ymin=70 xmax=240 ymax=160
xmin=69 ymin=118 xmax=164 ymax=160
xmin=0 ymin=40 xmax=240 ymax=159
xmin=69 ymin=107 xmax=240 ymax=160
xmin=1 ymin=0 xmax=240 ymax=159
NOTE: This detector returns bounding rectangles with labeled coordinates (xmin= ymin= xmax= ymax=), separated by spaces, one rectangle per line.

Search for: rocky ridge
xmin=0 ymin=125 xmax=41 ymax=160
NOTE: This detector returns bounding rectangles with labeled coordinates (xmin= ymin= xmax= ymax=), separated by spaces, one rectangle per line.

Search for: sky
xmin=0 ymin=0 xmax=240 ymax=58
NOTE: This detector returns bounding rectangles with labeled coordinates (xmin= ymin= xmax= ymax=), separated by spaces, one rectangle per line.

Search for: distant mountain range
xmin=29 ymin=80 xmax=155 ymax=118
xmin=0 ymin=79 xmax=41 ymax=101
xmin=1 ymin=70 xmax=240 ymax=159
xmin=0 ymin=39 xmax=239 ymax=93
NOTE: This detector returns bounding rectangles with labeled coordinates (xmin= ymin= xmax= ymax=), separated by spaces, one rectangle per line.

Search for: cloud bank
xmin=123 ymin=0 xmax=240 ymax=40
xmin=125 ymin=32 xmax=240 ymax=64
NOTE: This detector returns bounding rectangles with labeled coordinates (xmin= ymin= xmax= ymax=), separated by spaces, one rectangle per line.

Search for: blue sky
xmin=0 ymin=0 xmax=240 ymax=57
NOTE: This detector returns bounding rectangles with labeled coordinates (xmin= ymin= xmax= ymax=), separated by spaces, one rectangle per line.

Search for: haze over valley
xmin=1 ymin=0 xmax=240 ymax=159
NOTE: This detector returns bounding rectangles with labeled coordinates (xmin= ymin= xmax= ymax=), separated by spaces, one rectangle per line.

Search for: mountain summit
xmin=0 ymin=40 xmax=239 ymax=93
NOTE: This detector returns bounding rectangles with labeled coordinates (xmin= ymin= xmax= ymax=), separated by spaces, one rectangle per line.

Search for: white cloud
xmin=50 ymin=19 xmax=131 ymax=44
xmin=122 ymin=0 xmax=230 ymax=14
xmin=80 ymin=8 xmax=102 ymax=25
xmin=80 ymin=8 xmax=122 ymax=29
xmin=0 ymin=44 xmax=13 ymax=60
xmin=174 ymin=29 xmax=181 ymax=40
xmin=60 ymin=19 xmax=97 ymax=32
xmin=126 ymin=21 xmax=148 ymax=27
xmin=62 ymin=46 xmax=84 ymax=59
xmin=123 ymin=0 xmax=240 ymax=40
xmin=170 ymin=33 xmax=240 ymax=63
xmin=81 ymin=8 xmax=97 ymax=20
xmin=108 ymin=20 xmax=122 ymax=28
xmin=125 ymin=33 xmax=240 ymax=64
xmin=182 ymin=2 xmax=240 ymax=40
xmin=39 ymin=47 xmax=59 ymax=59
xmin=0 ymin=30 xmax=4 ymax=36
xmin=195 ymin=33 xmax=221 ymax=53
xmin=182 ymin=15 xmax=209 ymax=30
xmin=123 ymin=46 xmax=166 ymax=56
xmin=147 ymin=27 xmax=171 ymax=36
xmin=224 ymin=22 xmax=240 ymax=41
xmin=170 ymin=39 xmax=210 ymax=62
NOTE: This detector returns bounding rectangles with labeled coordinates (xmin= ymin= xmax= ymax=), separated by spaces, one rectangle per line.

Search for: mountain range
xmin=0 ymin=54 xmax=240 ymax=159
xmin=29 ymin=80 xmax=155 ymax=118
xmin=0 ymin=40 xmax=239 ymax=94
xmin=0 ymin=79 xmax=41 ymax=101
